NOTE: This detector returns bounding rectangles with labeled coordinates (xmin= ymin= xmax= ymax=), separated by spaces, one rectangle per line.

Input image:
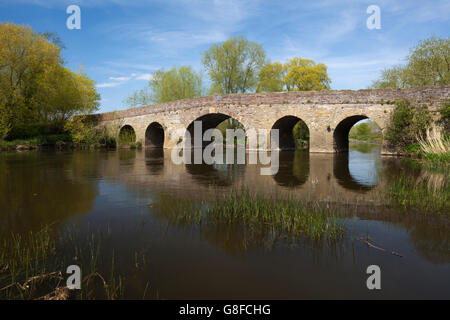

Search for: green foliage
xmin=440 ymin=101 xmax=450 ymax=121
xmin=293 ymin=120 xmax=309 ymax=149
xmin=64 ymin=116 xmax=116 ymax=148
xmin=64 ymin=116 xmax=97 ymax=146
xmin=256 ymin=62 xmax=285 ymax=92
xmin=439 ymin=101 xmax=450 ymax=132
xmin=423 ymin=152 xmax=450 ymax=164
xmin=385 ymin=100 xmax=432 ymax=150
xmin=0 ymin=23 xmax=100 ymax=140
xmin=203 ymin=35 xmax=267 ymax=94
xmin=118 ymin=126 xmax=136 ymax=145
xmin=284 ymin=57 xmax=331 ymax=91
xmin=124 ymin=66 xmax=203 ymax=106
xmin=257 ymin=57 xmax=331 ymax=92
xmin=349 ymin=120 xmax=382 ymax=142
xmin=403 ymin=143 xmax=422 ymax=154
xmin=355 ymin=122 xmax=370 ymax=136
xmin=370 ymin=36 xmax=450 ymax=88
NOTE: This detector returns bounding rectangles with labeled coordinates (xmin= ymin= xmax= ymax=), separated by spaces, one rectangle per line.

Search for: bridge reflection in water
xmin=114 ymin=144 xmax=386 ymax=205
xmin=1 ymin=146 xmax=449 ymax=299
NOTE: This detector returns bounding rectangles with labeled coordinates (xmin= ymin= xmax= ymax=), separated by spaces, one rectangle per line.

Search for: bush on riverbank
xmin=385 ymin=99 xmax=432 ymax=152
xmin=0 ymin=117 xmax=117 ymax=151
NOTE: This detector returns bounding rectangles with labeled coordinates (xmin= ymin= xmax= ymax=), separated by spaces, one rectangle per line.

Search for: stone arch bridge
xmin=92 ymin=86 xmax=449 ymax=154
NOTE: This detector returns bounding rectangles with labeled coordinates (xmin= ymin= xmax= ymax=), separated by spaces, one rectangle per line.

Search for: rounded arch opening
xmin=271 ymin=116 xmax=309 ymax=150
xmin=334 ymin=116 xmax=382 ymax=153
xmin=145 ymin=122 xmax=165 ymax=148
xmin=185 ymin=113 xmax=246 ymax=148
xmin=119 ymin=125 xmax=136 ymax=145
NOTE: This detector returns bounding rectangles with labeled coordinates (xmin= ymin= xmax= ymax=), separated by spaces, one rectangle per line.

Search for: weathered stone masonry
xmin=92 ymin=86 xmax=449 ymax=154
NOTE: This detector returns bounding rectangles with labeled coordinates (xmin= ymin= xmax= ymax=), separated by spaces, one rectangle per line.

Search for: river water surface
xmin=0 ymin=143 xmax=449 ymax=299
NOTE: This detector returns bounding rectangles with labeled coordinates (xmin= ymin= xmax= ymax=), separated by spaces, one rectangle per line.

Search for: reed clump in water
xmin=0 ymin=226 xmax=125 ymax=300
xmin=387 ymin=175 xmax=449 ymax=215
xmin=166 ymin=189 xmax=347 ymax=241
xmin=417 ymin=125 xmax=450 ymax=165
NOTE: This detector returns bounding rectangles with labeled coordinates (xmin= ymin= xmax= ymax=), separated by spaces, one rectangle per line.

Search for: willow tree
xmin=256 ymin=62 xmax=285 ymax=92
xmin=371 ymin=36 xmax=450 ymax=88
xmin=257 ymin=57 xmax=331 ymax=92
xmin=124 ymin=66 xmax=203 ymax=106
xmin=0 ymin=23 xmax=99 ymax=139
xmin=202 ymin=36 xmax=267 ymax=94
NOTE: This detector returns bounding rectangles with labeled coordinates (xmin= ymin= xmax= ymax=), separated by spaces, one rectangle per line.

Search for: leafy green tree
xmin=293 ymin=120 xmax=309 ymax=147
xmin=125 ymin=66 xmax=203 ymax=106
xmin=256 ymin=58 xmax=331 ymax=92
xmin=202 ymin=36 xmax=267 ymax=94
xmin=0 ymin=23 xmax=99 ymax=139
xmin=284 ymin=58 xmax=331 ymax=91
xmin=355 ymin=122 xmax=371 ymax=136
xmin=256 ymin=62 xmax=284 ymax=92
xmin=371 ymin=36 xmax=450 ymax=88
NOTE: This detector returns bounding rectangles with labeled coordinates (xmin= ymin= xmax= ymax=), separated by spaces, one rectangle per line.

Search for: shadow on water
xmin=273 ymin=150 xmax=309 ymax=188
xmin=184 ymin=148 xmax=246 ymax=187
xmin=145 ymin=148 xmax=164 ymax=175
xmin=333 ymin=142 xmax=382 ymax=192
xmin=0 ymin=152 xmax=98 ymax=234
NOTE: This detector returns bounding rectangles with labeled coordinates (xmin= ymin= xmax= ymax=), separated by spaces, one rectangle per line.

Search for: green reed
xmin=0 ymin=225 xmax=126 ymax=300
xmin=387 ymin=175 xmax=449 ymax=215
xmin=162 ymin=189 xmax=347 ymax=242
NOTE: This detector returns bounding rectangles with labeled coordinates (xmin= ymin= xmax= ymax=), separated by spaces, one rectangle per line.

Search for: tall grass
xmin=0 ymin=226 xmax=126 ymax=300
xmin=387 ymin=175 xmax=449 ymax=215
xmin=158 ymin=189 xmax=347 ymax=242
xmin=417 ymin=125 xmax=450 ymax=164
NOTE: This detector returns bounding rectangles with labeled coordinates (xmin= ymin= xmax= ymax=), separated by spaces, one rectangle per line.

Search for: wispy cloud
xmin=96 ymin=72 xmax=152 ymax=88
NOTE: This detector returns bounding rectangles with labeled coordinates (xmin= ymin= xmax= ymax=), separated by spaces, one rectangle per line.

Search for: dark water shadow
xmin=185 ymin=148 xmax=246 ymax=187
xmin=273 ymin=150 xmax=309 ymax=188
xmin=333 ymin=143 xmax=382 ymax=192
xmin=145 ymin=148 xmax=164 ymax=174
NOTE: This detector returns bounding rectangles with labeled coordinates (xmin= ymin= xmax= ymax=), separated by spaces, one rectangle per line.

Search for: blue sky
xmin=0 ymin=0 xmax=448 ymax=113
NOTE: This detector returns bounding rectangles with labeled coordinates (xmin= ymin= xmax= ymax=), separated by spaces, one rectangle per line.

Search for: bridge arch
xmin=118 ymin=124 xmax=136 ymax=144
xmin=145 ymin=122 xmax=165 ymax=148
xmin=333 ymin=115 xmax=383 ymax=153
xmin=185 ymin=113 xmax=247 ymax=147
xmin=270 ymin=115 xmax=309 ymax=150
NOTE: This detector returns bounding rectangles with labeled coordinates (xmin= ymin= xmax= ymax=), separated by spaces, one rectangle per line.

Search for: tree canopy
xmin=257 ymin=58 xmax=331 ymax=92
xmin=124 ymin=66 xmax=203 ymax=106
xmin=0 ymin=23 xmax=99 ymax=139
xmin=371 ymin=36 xmax=450 ymax=89
xmin=202 ymin=36 xmax=267 ymax=94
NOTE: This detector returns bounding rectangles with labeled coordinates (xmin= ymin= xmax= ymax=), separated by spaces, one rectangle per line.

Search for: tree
xmin=284 ymin=58 xmax=331 ymax=91
xmin=370 ymin=36 xmax=450 ymax=88
xmin=256 ymin=58 xmax=331 ymax=92
xmin=124 ymin=66 xmax=203 ymax=106
xmin=256 ymin=62 xmax=285 ymax=92
xmin=355 ymin=122 xmax=371 ymax=136
xmin=0 ymin=23 xmax=99 ymax=139
xmin=202 ymin=36 xmax=267 ymax=94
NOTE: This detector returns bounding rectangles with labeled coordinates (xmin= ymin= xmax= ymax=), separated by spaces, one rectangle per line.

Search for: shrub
xmin=385 ymin=99 xmax=432 ymax=150
xmin=439 ymin=101 xmax=450 ymax=133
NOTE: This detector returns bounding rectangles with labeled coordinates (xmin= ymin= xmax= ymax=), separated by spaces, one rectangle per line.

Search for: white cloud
xmin=96 ymin=82 xmax=122 ymax=88
xmin=96 ymin=73 xmax=153 ymax=88
xmin=109 ymin=76 xmax=132 ymax=81
xmin=135 ymin=73 xmax=152 ymax=81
